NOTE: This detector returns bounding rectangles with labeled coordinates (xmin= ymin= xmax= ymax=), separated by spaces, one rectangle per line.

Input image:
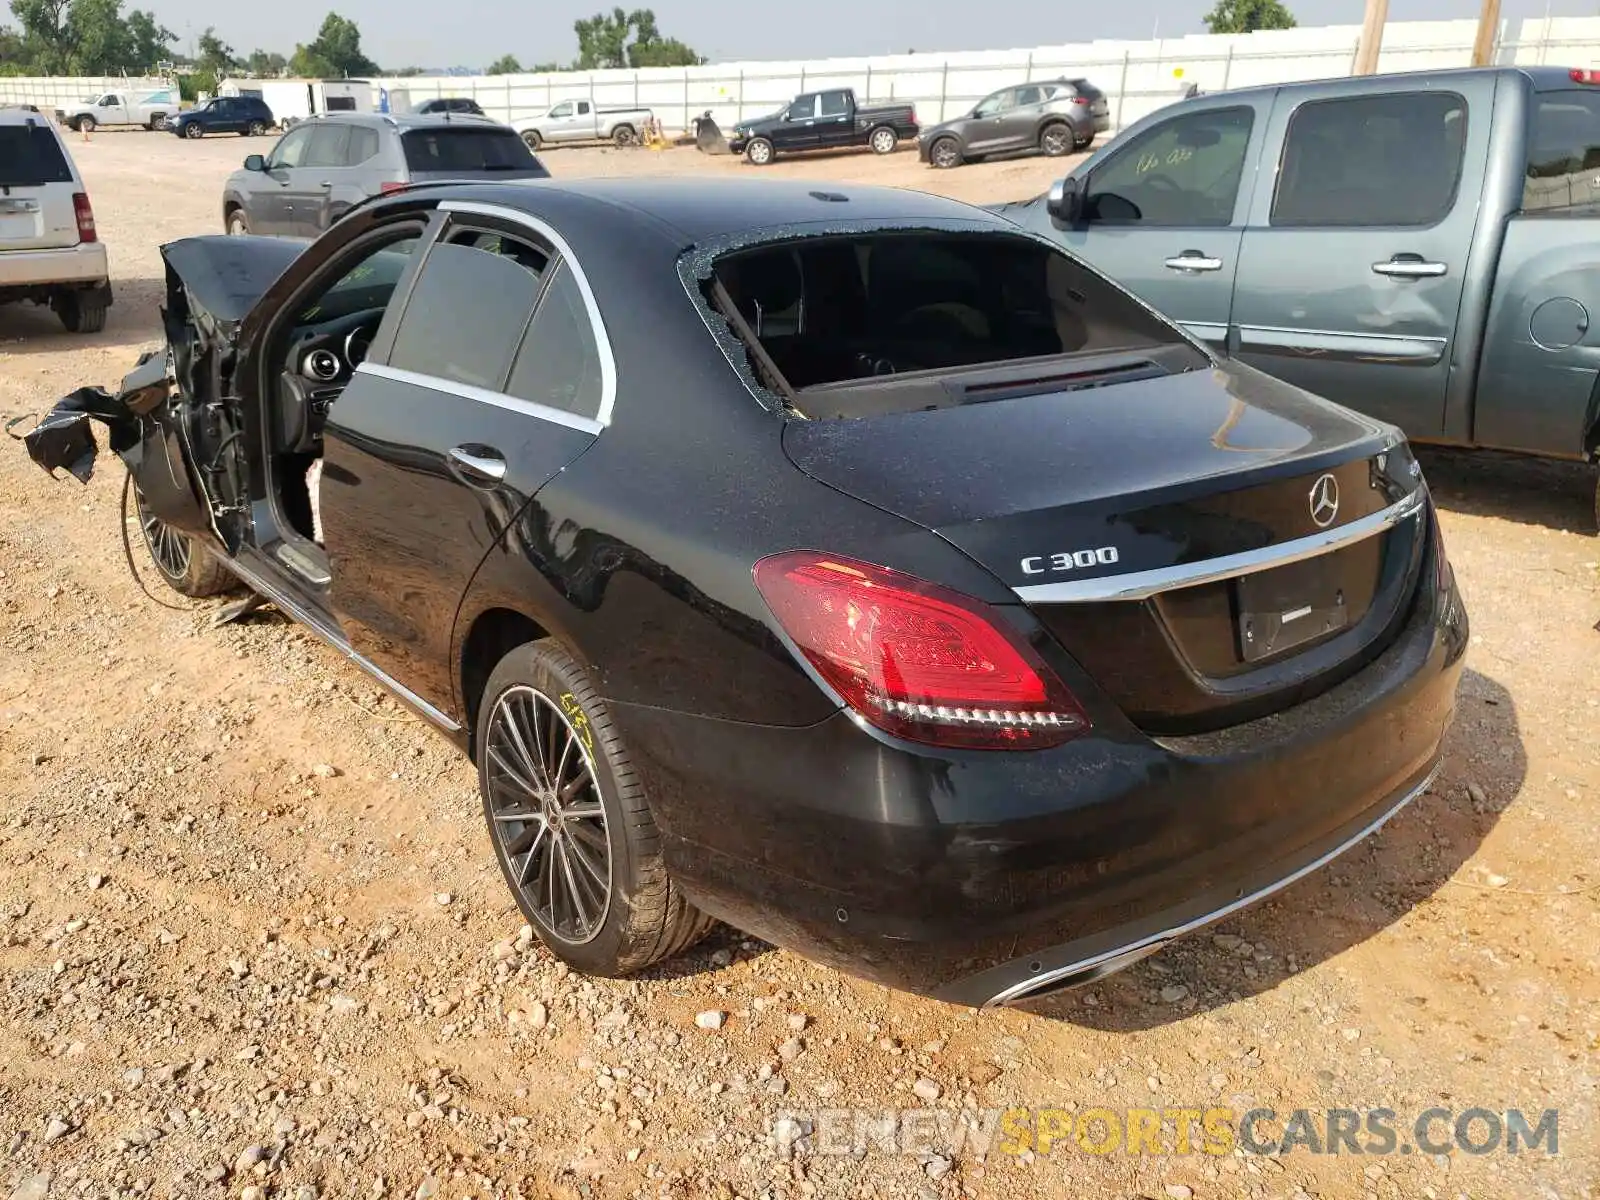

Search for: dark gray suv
xmin=221 ymin=112 xmax=549 ymax=238
xmin=918 ymin=78 xmax=1110 ymax=169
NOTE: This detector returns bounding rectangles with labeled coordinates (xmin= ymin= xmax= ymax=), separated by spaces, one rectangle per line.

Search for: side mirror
xmin=244 ymin=154 xmax=266 ymax=171
xmin=1047 ymin=176 xmax=1084 ymax=225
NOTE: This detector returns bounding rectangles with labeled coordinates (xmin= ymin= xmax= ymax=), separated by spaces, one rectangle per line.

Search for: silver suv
xmin=221 ymin=112 xmax=549 ymax=239
xmin=0 ymin=108 xmax=111 ymax=333
xmin=918 ymin=78 xmax=1111 ymax=169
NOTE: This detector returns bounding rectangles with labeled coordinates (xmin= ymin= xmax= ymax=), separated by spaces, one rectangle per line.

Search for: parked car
xmin=169 ymin=95 xmax=276 ymax=139
xmin=416 ymin=97 xmax=485 ymax=116
xmin=1007 ymin=65 xmax=1600 ymax=522
xmin=23 ymin=177 xmax=1466 ymax=1005
xmin=919 ymin=78 xmax=1110 ymax=168
xmin=57 ymin=88 xmax=177 ymax=132
xmin=221 ymin=112 xmax=549 ymax=238
xmin=515 ymin=99 xmax=652 ymax=149
xmin=0 ymin=108 xmax=110 ymax=332
xmin=729 ymin=88 xmax=919 ymax=164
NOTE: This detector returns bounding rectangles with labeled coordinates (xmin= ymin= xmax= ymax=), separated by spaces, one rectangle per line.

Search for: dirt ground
xmin=0 ymin=131 xmax=1597 ymax=1200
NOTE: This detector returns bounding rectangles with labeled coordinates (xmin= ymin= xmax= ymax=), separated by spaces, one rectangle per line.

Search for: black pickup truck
xmin=728 ymin=88 xmax=919 ymax=165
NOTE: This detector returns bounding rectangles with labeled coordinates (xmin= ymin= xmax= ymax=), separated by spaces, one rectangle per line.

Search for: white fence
xmin=0 ymin=75 xmax=170 ymax=114
xmin=4 ymin=17 xmax=1600 ymax=135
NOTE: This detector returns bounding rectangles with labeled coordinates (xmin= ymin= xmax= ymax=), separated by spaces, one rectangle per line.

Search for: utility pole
xmin=1471 ymin=0 xmax=1503 ymax=66
xmin=1353 ymin=0 xmax=1389 ymax=76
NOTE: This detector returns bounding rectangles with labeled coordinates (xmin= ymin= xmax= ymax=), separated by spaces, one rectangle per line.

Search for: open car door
xmin=23 ymin=234 xmax=306 ymax=555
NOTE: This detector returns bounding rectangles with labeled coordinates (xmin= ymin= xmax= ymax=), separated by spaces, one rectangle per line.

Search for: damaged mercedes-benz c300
xmin=22 ymin=178 xmax=1467 ymax=1006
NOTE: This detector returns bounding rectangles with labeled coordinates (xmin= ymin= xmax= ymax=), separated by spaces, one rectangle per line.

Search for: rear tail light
xmin=72 ymin=192 xmax=96 ymax=243
xmin=753 ymin=551 xmax=1089 ymax=750
xmin=379 ymin=181 xmax=409 ymax=194
xmin=1570 ymin=68 xmax=1600 ymax=84
xmin=1069 ymin=95 xmax=1090 ymax=105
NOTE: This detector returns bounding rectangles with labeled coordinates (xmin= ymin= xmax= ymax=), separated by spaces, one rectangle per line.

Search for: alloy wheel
xmin=931 ymin=138 xmax=959 ymax=168
xmin=871 ymin=128 xmax=897 ymax=154
xmin=484 ymin=684 xmax=613 ymax=945
xmin=136 ymin=489 xmax=192 ymax=581
xmin=1041 ymin=126 xmax=1070 ymax=156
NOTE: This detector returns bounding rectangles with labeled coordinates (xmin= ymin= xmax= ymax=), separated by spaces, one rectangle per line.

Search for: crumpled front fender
xmin=22 ymin=386 xmax=143 ymax=484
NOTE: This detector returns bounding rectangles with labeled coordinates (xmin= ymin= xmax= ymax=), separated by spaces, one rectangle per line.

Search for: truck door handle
xmin=1371 ymin=256 xmax=1447 ymax=278
xmin=446 ymin=445 xmax=507 ymax=487
xmin=318 ymin=181 xmax=333 ymax=189
xmin=1164 ymin=252 xmax=1223 ymax=273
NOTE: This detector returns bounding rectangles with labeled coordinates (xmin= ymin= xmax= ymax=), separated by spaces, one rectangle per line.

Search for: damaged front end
xmin=20 ymin=233 xmax=301 ymax=550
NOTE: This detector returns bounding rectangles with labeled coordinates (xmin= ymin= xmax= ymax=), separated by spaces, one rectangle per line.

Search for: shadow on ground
xmin=1421 ymin=447 xmax=1594 ymax=536
xmin=0 ymin=276 xmax=165 ymax=357
xmin=1020 ymin=666 xmax=1522 ymax=1029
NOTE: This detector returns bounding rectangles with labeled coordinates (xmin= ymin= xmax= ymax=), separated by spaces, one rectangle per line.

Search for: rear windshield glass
xmin=0 ymin=124 xmax=73 ymax=187
xmin=401 ymin=127 xmax=541 ymax=172
xmin=1069 ymin=79 xmax=1104 ymax=100
xmin=708 ymin=231 xmax=1201 ymax=418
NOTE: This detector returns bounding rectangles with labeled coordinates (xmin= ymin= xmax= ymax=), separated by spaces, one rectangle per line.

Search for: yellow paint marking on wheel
xmin=560 ymin=692 xmax=595 ymax=757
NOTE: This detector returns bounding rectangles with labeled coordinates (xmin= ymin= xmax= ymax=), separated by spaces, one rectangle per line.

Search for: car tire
xmin=611 ymin=124 xmax=637 ymax=148
xmin=78 ymin=114 xmax=96 ymax=133
xmin=1074 ymin=129 xmax=1095 ymax=150
xmin=53 ymin=291 xmax=106 ymax=334
xmin=869 ymin=126 xmax=898 ymax=155
xmin=744 ymin=136 xmax=774 ymax=166
xmin=226 ymin=208 xmax=250 ymax=235
xmin=184 ymin=122 xmax=204 ymax=139
xmin=246 ymin=120 xmax=267 ymax=136
xmin=929 ymin=136 xmax=962 ymax=169
xmin=521 ymin=129 xmax=542 ymax=151
xmin=476 ymin=639 xmax=715 ymax=978
xmin=148 ymin=113 xmax=167 ymax=130
xmin=134 ymin=484 xmax=234 ymax=597
xmin=1039 ymin=122 xmax=1073 ymax=157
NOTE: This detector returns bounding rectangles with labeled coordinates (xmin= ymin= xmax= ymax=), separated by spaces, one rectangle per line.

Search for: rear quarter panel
xmin=1471 ymin=211 xmax=1600 ymax=457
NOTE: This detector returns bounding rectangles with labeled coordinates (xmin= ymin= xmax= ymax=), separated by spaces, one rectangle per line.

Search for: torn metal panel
xmin=22 ymin=385 xmax=142 ymax=482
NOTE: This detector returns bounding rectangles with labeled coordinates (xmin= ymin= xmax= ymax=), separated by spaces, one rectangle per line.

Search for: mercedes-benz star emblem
xmin=1308 ymin=473 xmax=1341 ymax=528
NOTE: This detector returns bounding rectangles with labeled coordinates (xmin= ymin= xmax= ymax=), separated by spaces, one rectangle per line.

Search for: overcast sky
xmin=170 ymin=0 xmax=1597 ymax=70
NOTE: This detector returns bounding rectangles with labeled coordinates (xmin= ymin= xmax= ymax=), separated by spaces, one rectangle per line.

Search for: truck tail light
xmin=73 ymin=192 xmax=97 ymax=243
xmin=752 ymin=551 xmax=1090 ymax=751
xmin=1570 ymin=68 xmax=1600 ymax=84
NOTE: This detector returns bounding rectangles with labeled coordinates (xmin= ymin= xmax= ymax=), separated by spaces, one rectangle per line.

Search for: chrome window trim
xmin=1013 ymin=486 xmax=1427 ymax=605
xmin=355 ymin=361 xmax=603 ymax=435
xmin=436 ymin=198 xmax=617 ymax=426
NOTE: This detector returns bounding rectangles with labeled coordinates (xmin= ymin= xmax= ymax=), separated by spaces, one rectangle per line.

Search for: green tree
xmin=10 ymin=0 xmax=72 ymax=73
xmin=574 ymin=7 xmax=701 ymax=71
xmin=125 ymin=8 xmax=174 ymax=69
xmin=485 ymin=52 xmax=521 ymax=74
xmin=244 ymin=48 xmax=287 ymax=76
xmin=8 ymin=0 xmax=172 ymax=73
xmin=1203 ymin=0 xmax=1296 ymax=34
xmin=289 ymin=12 xmax=377 ymax=78
xmin=195 ymin=24 xmax=235 ymax=76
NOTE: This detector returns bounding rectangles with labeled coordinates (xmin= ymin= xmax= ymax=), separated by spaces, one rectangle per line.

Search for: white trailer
xmin=221 ymin=78 xmax=373 ymax=126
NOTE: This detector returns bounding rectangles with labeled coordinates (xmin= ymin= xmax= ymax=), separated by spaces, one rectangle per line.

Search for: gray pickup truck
xmin=1002 ymin=66 xmax=1600 ymax=519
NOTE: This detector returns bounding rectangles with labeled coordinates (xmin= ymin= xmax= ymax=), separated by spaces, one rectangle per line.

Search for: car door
xmin=285 ymin=123 xmax=353 ymax=237
xmin=100 ymin=94 xmax=127 ymax=125
xmin=999 ymin=85 xmax=1046 ymax=152
xmin=1230 ymin=78 xmax=1491 ymax=435
xmin=964 ymin=89 xmax=1016 ymax=156
xmin=814 ymin=90 xmax=855 ymax=149
xmin=321 ymin=206 xmax=610 ymax=707
xmin=544 ymin=100 xmax=577 ymax=142
xmin=1047 ymin=101 xmax=1264 ymax=352
xmin=252 ymin=124 xmax=315 ymax=235
xmin=775 ymin=93 xmax=821 ymax=152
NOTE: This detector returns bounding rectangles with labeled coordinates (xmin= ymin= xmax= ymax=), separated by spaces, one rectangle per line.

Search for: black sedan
xmin=24 ymin=178 xmax=1467 ymax=1007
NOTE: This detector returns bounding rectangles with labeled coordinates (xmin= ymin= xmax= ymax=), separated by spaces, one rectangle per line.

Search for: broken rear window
xmin=0 ymin=124 xmax=73 ymax=187
xmin=707 ymin=231 xmax=1203 ymax=418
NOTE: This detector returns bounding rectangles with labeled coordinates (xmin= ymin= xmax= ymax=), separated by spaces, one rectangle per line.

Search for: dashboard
xmin=277 ymin=306 xmax=386 ymax=454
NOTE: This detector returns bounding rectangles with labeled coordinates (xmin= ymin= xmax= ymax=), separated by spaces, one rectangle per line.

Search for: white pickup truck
xmin=58 ymin=90 xmax=177 ymax=132
xmin=515 ymin=99 xmax=653 ymax=149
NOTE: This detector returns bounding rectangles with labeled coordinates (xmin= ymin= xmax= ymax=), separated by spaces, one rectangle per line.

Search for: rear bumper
xmin=612 ymin=526 xmax=1467 ymax=1005
xmin=0 ymin=241 xmax=109 ymax=290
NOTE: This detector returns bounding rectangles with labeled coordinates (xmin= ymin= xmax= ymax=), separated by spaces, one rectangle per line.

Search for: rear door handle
xmin=1372 ymin=257 xmax=1447 ymax=278
xmin=1164 ymin=252 xmax=1223 ymax=273
xmin=446 ymin=445 xmax=507 ymax=487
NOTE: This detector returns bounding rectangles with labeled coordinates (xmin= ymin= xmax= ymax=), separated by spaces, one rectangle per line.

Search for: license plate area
xmin=1236 ymin=555 xmax=1350 ymax=663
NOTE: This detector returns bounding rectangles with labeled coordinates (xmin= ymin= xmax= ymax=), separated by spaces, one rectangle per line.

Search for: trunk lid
xmin=783 ymin=361 xmax=1429 ymax=734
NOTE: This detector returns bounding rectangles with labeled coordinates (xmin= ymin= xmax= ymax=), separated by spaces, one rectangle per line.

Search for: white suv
xmin=0 ymin=108 xmax=111 ymax=333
